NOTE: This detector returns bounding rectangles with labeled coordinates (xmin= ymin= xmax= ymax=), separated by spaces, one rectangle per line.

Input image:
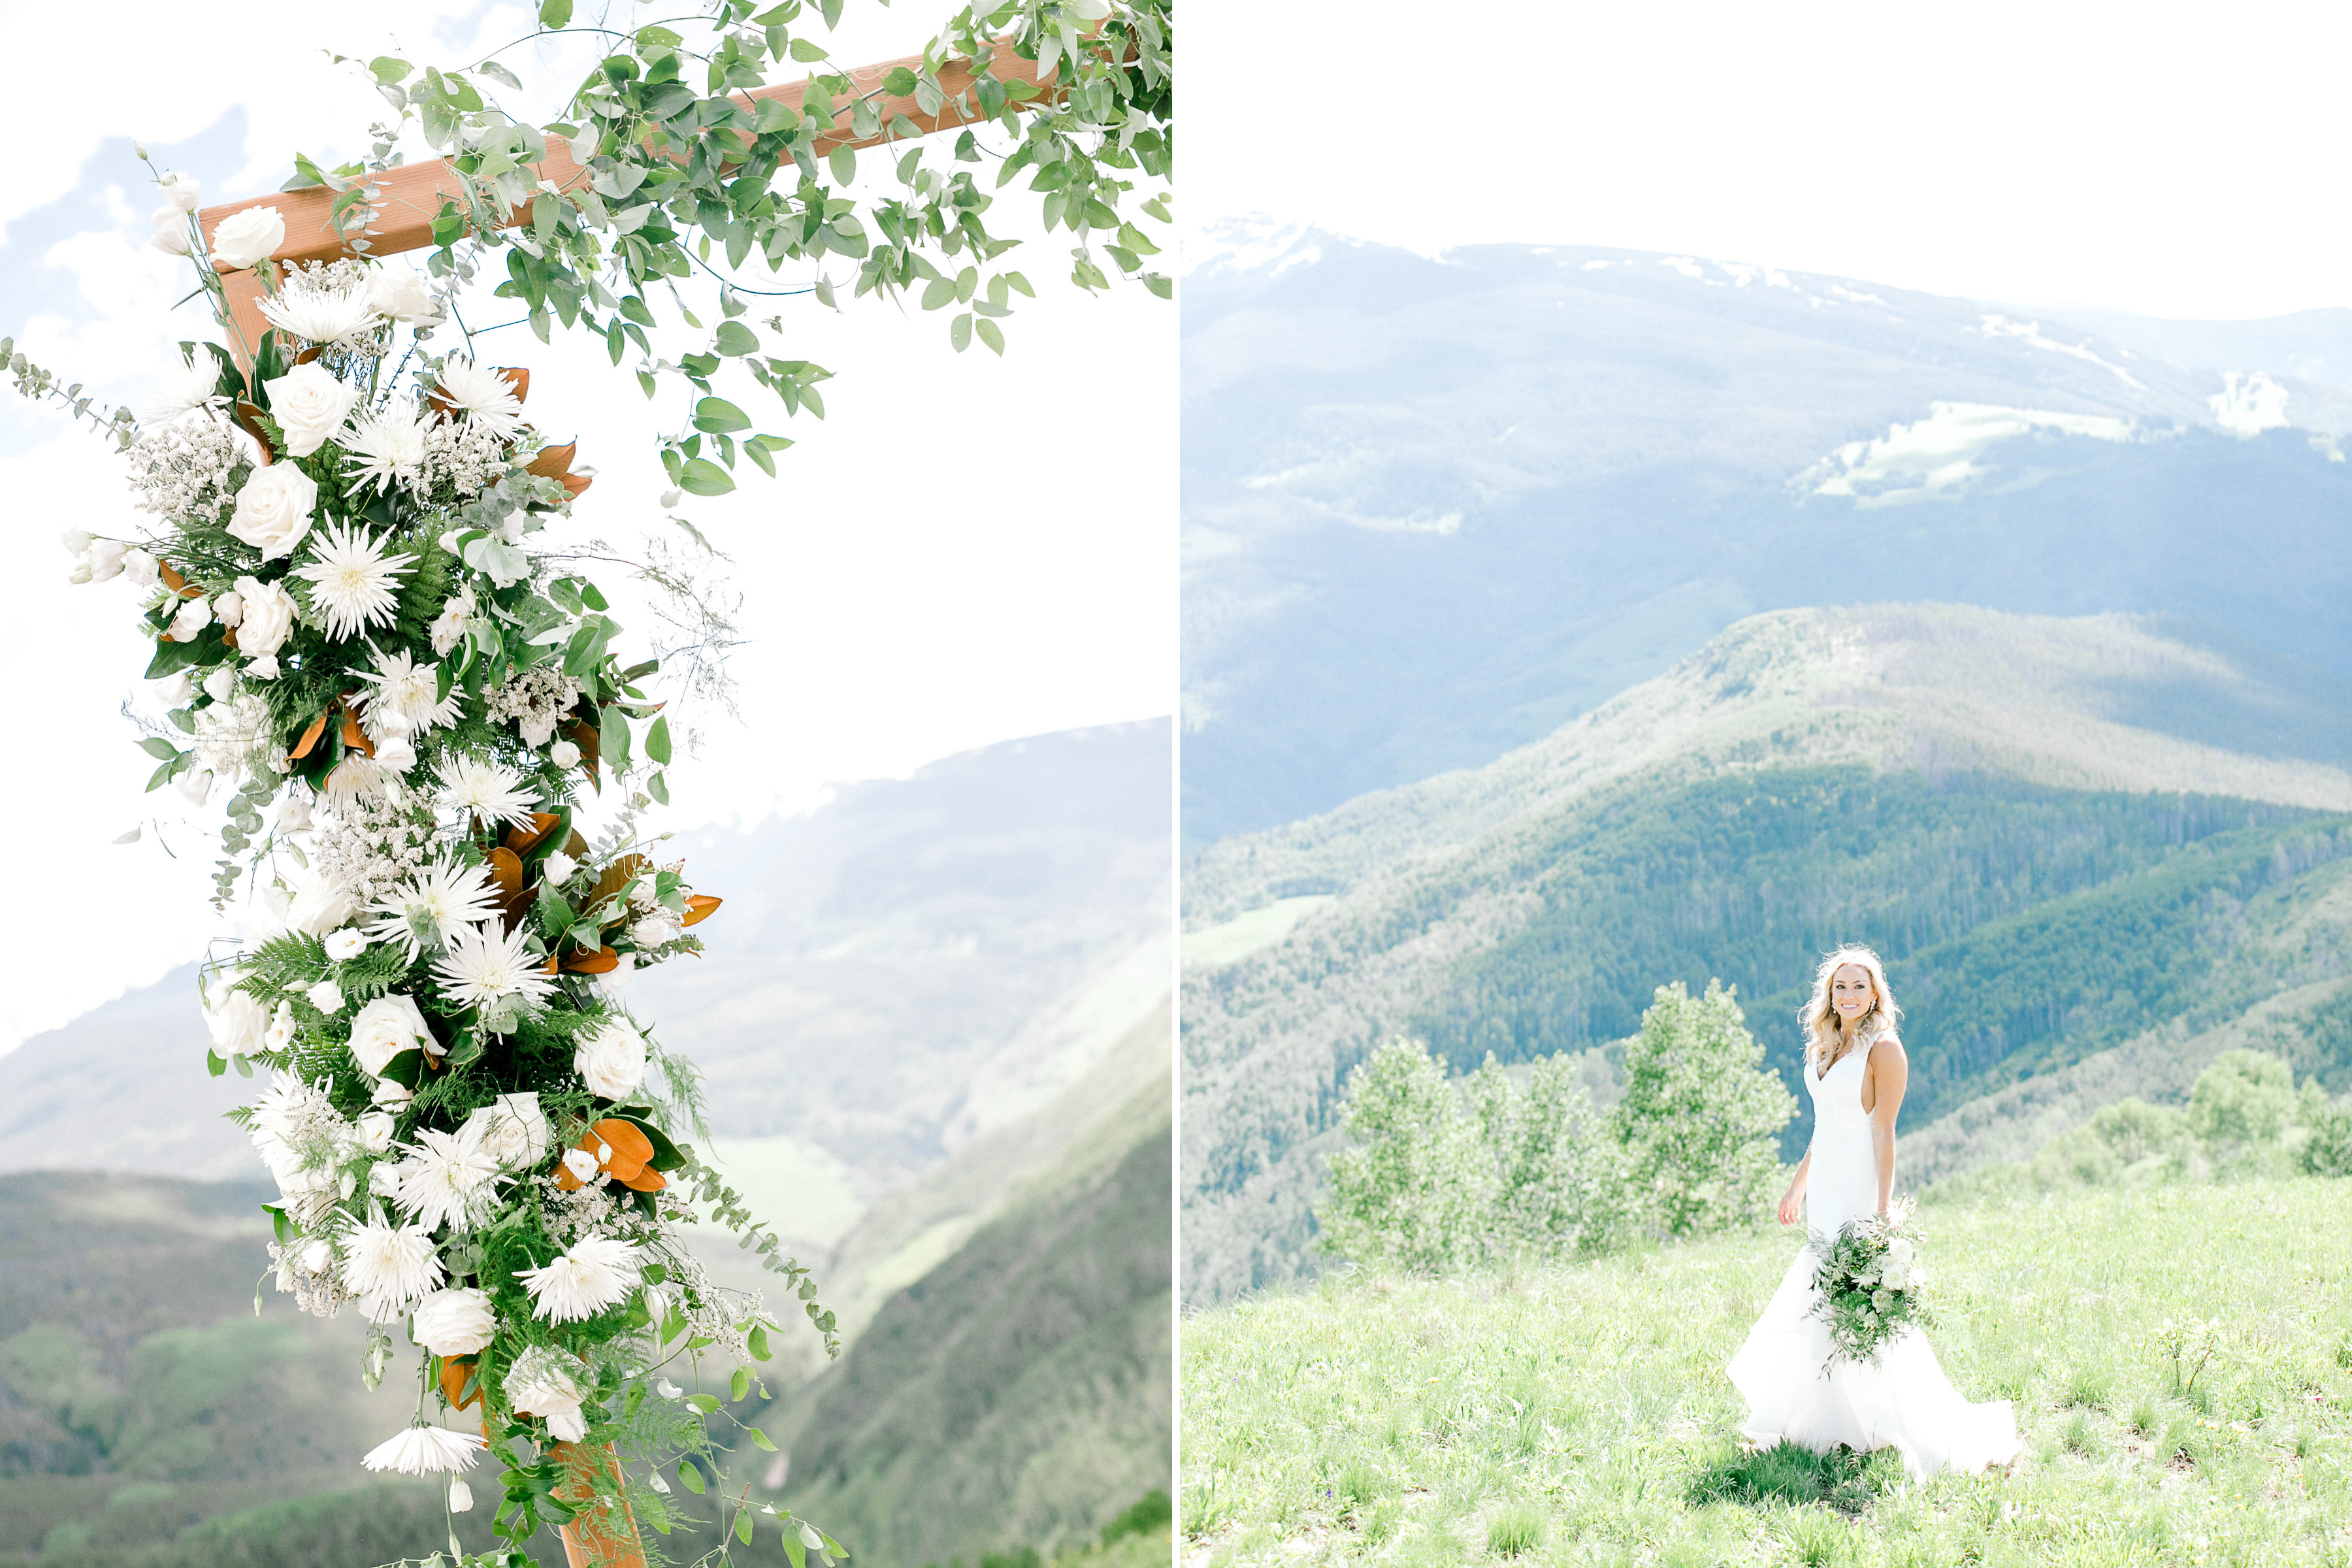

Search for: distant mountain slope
xmin=1182 ymin=225 xmax=2352 ymax=840
xmin=1179 ymin=606 xmax=2352 ymax=1303
xmin=762 ymin=1076 xmax=1172 ymax=1568
xmin=0 ymin=721 xmax=1171 ymax=1229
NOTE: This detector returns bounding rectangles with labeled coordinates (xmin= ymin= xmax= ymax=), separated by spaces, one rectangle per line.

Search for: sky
xmin=1183 ymin=0 xmax=2352 ymax=321
xmin=0 ymin=0 xmax=1175 ymax=1049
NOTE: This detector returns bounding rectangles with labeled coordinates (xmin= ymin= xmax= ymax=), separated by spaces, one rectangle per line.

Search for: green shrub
xmin=2301 ymin=1102 xmax=2352 ymax=1177
xmin=2190 ymin=1050 xmax=2296 ymax=1173
xmin=2034 ymin=1098 xmax=2195 ymax=1189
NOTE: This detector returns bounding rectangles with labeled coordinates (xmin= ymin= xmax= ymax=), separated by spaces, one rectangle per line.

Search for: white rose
xmin=233 ymin=576 xmax=297 ymax=655
xmin=122 ymin=548 xmax=159 ymax=587
xmin=561 ymin=1147 xmax=602 ymax=1184
xmin=1886 ymin=1238 xmax=1915 ymax=1270
xmin=286 ymin=876 xmax=355 ymax=936
xmin=549 ymin=742 xmax=580 ymax=770
xmin=630 ymin=913 xmax=681 ymax=950
xmin=305 ymin=979 xmax=344 ymax=1015
xmin=374 ymin=735 xmax=418 ymax=774
xmin=210 ymin=206 xmax=286 ymax=271
xmin=213 ymin=589 xmax=244 ymax=628
xmin=86 ymin=539 xmax=127 ymax=583
xmin=325 ymin=928 xmax=367 ymax=962
xmin=574 ymin=1016 xmax=649 ymax=1101
xmin=412 ymin=1286 xmax=497 ymax=1356
xmin=518 ymin=712 xmax=557 ymax=747
xmin=169 ymin=596 xmax=212 ymax=641
xmin=348 ymin=993 xmax=434 ymax=1078
xmin=371 ymin=1076 xmax=415 ymax=1109
xmin=158 ymin=171 xmax=203 ymax=212
xmin=261 ymin=362 xmax=361 ymax=459
xmin=227 ymin=466 xmax=319 ymax=561
xmin=367 ymin=269 xmax=444 ymax=325
xmin=465 ymin=1092 xmax=551 ymax=1169
xmin=203 ymin=667 xmax=238 ymax=704
xmin=354 ymin=1109 xmax=397 ymax=1153
xmin=542 ymin=851 xmax=578 ymax=885
xmin=60 ymin=527 xmax=90 ymax=555
xmin=246 ymin=655 xmax=282 ymax=679
xmin=204 ymin=988 xmax=270 ymax=1055
xmin=150 ymin=225 xmax=192 ymax=257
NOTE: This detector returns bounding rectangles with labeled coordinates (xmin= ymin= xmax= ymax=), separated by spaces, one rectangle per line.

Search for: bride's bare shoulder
xmin=1867 ymin=1029 xmax=1908 ymax=1066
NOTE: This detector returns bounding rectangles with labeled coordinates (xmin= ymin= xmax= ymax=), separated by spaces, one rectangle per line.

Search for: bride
xmin=1726 ymin=945 xmax=2023 ymax=1479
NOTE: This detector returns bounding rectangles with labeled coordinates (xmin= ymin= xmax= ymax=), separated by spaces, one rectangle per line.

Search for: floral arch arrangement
xmin=7 ymin=0 xmax=1169 ymax=1563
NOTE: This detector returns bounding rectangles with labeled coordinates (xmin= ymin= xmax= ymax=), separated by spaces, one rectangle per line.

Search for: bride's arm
xmin=1776 ymin=1150 xmax=1811 ymax=1226
xmin=1868 ymin=1035 xmax=1910 ymax=1213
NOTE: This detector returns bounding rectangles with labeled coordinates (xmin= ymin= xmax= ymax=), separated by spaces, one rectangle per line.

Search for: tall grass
xmin=1181 ymin=1178 xmax=2352 ymax=1565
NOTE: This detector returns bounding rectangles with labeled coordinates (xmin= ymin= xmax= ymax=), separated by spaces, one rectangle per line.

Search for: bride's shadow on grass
xmin=1688 ymin=1440 xmax=1906 ymax=1516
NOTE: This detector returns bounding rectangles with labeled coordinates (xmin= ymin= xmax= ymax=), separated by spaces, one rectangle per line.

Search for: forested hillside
xmin=1180 ymin=605 xmax=2352 ymax=1303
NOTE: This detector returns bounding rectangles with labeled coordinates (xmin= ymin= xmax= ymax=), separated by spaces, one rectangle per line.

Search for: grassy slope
xmin=1181 ymin=606 xmax=2352 ymax=1304
xmin=1181 ymin=1179 xmax=2352 ymax=1567
xmin=760 ymin=1075 xmax=1175 ymax=1568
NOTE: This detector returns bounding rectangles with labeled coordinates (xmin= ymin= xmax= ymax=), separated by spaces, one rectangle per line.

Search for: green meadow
xmin=1181 ymin=1179 xmax=2352 ymax=1566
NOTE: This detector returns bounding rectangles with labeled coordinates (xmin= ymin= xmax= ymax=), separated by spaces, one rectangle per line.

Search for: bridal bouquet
xmin=18 ymin=184 xmax=841 ymax=1561
xmin=1808 ymin=1201 xmax=1932 ymax=1370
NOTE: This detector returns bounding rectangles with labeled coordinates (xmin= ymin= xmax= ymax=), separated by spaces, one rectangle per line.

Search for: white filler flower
xmin=432 ymin=921 xmax=559 ymax=1011
xmin=365 ymin=858 xmax=502 ymax=959
xmin=340 ymin=1211 xmax=446 ymax=1308
xmin=293 ymin=523 xmax=417 ymax=641
xmin=436 ymin=755 xmax=539 ymax=831
xmin=393 ymin=1128 xmax=501 ymax=1232
xmin=434 ymin=355 xmax=525 ymax=438
xmin=361 ymin=1423 xmax=485 ymax=1477
xmin=516 ymin=1235 xmax=642 ymax=1324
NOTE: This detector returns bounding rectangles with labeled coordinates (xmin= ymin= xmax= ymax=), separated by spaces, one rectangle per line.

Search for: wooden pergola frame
xmin=195 ymin=37 xmax=1062 ymax=365
xmin=187 ymin=34 xmax=1071 ymax=1568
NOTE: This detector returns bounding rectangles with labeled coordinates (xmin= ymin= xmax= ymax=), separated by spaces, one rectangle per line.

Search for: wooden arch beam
xmin=195 ymin=38 xmax=1060 ymax=362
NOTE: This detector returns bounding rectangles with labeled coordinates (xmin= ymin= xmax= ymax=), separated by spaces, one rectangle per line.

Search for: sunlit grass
xmin=1181 ymin=1178 xmax=2352 ymax=1565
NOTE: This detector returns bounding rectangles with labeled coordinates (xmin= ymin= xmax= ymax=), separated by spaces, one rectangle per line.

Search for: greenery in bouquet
xmin=1807 ymin=1200 xmax=1933 ymax=1373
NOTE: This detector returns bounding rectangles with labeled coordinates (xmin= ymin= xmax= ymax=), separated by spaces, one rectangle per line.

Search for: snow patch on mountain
xmin=2210 ymin=370 xmax=2291 ymax=436
xmin=1795 ymin=402 xmax=2142 ymax=506
xmin=1977 ymin=314 xmax=2144 ymax=389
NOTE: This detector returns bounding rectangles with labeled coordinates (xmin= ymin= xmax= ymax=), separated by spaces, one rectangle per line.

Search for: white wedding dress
xmin=1726 ymin=1039 xmax=2023 ymax=1480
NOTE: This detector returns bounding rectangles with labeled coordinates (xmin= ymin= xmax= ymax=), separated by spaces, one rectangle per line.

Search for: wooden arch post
xmin=190 ymin=37 xmax=1075 ymax=1568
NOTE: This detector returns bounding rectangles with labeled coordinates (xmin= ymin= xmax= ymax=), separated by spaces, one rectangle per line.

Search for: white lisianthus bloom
xmin=205 ymin=988 xmax=271 ymax=1056
xmin=227 ymin=465 xmax=320 ymax=561
xmin=86 ymin=539 xmax=127 ymax=583
xmin=411 ymin=1285 xmax=497 ymax=1356
xmin=65 ymin=561 xmax=93 ymax=586
xmin=210 ymin=206 xmax=286 ymax=270
xmin=354 ymin=1109 xmax=396 ymax=1153
xmin=294 ymin=523 xmax=417 ymax=641
xmin=286 ymin=874 xmax=357 ymax=936
xmin=393 ymin=1127 xmax=500 ymax=1232
xmin=202 ymin=667 xmax=237 ymax=705
xmin=449 ymin=1478 xmax=474 ymax=1513
xmin=374 ymin=734 xmax=418 ymax=774
xmin=157 ymin=171 xmax=203 ymax=212
xmin=548 ymin=741 xmax=581 ymax=770
xmin=372 ymin=1076 xmax=416 ymax=1109
xmin=574 ymin=1016 xmax=648 ymax=1101
xmin=464 ymin=1092 xmax=551 ymax=1169
xmin=436 ymin=755 xmax=538 ymax=831
xmin=429 ymin=594 xmax=473 ymax=657
xmin=265 ymin=1002 xmax=297 ymax=1052
xmin=305 ymin=979 xmax=344 ymax=1015
xmin=122 ymin=548 xmax=159 ymax=588
xmin=368 ymin=269 xmax=444 ymax=325
xmin=231 ymin=576 xmax=297 ymax=656
xmin=149 ymin=222 xmax=191 ymax=257
xmin=152 ymin=670 xmax=194 ymax=706
xmin=343 ymin=405 xmax=434 ymax=494
xmin=212 ymin=589 xmax=244 ymax=629
xmin=246 ymin=654 xmax=282 ymax=679
xmin=274 ymin=790 xmax=314 ymax=834
xmin=167 ymin=596 xmax=212 ymax=642
xmin=432 ymin=921 xmax=559 ymax=1012
xmin=433 ymin=355 xmax=525 ymax=438
xmin=516 ymin=1237 xmax=642 ymax=1325
xmin=630 ymin=913 xmax=682 ymax=950
xmin=340 ymin=1211 xmax=444 ymax=1305
xmin=541 ymin=851 xmax=578 ymax=885
xmin=347 ymin=992 xmax=434 ymax=1078
xmin=60 ymin=527 xmax=90 ymax=556
xmin=176 ymin=768 xmax=215 ymax=806
xmin=560 ymin=1147 xmax=601 ymax=1184
xmin=365 ymin=858 xmax=501 ymax=959
xmin=361 ymin=1424 xmax=483 ymax=1477
xmin=504 ymin=1345 xmax=589 ymax=1439
xmin=324 ymin=928 xmax=367 ymax=962
xmin=261 ymin=363 xmax=363 ymax=456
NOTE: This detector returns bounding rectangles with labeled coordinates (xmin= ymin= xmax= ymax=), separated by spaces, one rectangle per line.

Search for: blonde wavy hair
xmin=1801 ymin=944 xmax=1901 ymax=1073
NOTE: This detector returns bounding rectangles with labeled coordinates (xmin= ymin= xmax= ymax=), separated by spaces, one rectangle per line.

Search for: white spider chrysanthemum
xmin=340 ymin=1211 xmax=445 ymax=1307
xmin=431 ymin=921 xmax=559 ymax=1011
xmin=515 ymin=1235 xmax=642 ymax=1324
xmin=434 ymin=355 xmax=525 ymax=438
xmin=261 ymin=279 xmax=378 ymax=346
xmin=139 ymin=348 xmax=226 ymax=426
xmin=321 ymin=752 xmax=397 ymax=808
xmin=392 ymin=1126 xmax=501 ymax=1232
xmin=364 ymin=857 xmax=502 ymax=958
xmin=246 ymin=1071 xmax=345 ymax=1182
xmin=293 ymin=523 xmax=417 ymax=641
xmin=361 ymin=1423 xmax=485 ymax=1476
xmin=436 ymin=755 xmax=538 ymax=830
xmin=342 ymin=405 xmax=433 ymax=495
xmin=356 ymin=647 xmax=464 ymax=736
